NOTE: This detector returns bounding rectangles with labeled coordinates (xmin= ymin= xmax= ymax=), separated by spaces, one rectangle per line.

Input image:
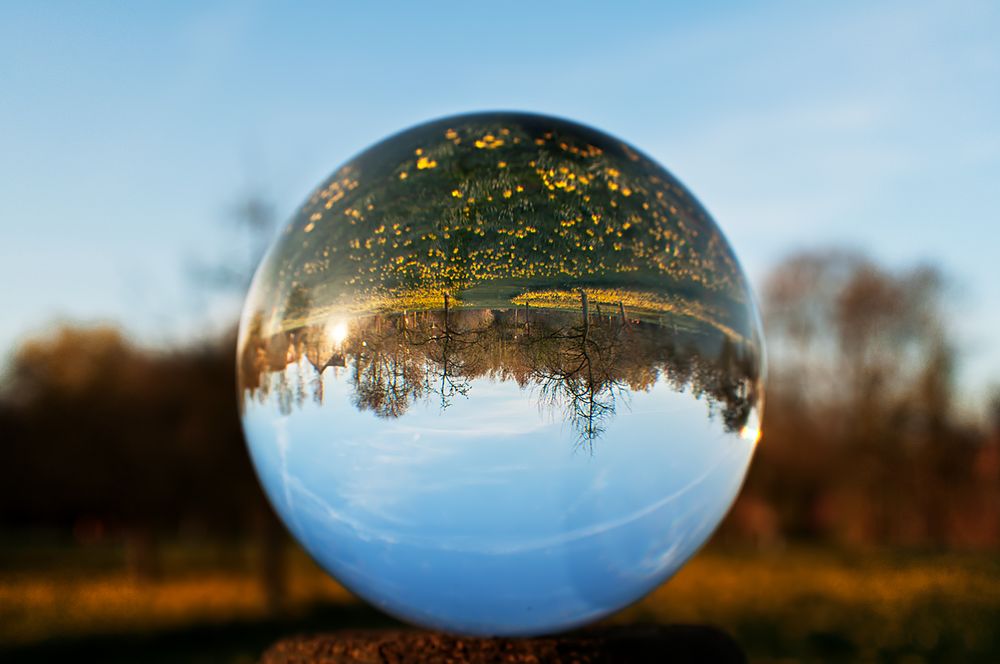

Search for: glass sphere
xmin=237 ymin=112 xmax=764 ymax=636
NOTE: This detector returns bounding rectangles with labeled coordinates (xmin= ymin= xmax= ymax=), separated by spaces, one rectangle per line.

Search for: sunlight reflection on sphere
xmin=237 ymin=112 xmax=765 ymax=636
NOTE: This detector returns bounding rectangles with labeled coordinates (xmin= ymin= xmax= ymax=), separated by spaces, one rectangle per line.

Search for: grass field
xmin=1 ymin=539 xmax=998 ymax=663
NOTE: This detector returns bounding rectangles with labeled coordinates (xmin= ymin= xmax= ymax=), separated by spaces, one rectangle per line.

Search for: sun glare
xmin=328 ymin=320 xmax=349 ymax=347
xmin=740 ymin=425 xmax=762 ymax=445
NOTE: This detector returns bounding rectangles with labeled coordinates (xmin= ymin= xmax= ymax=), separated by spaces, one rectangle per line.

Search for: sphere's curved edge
xmin=236 ymin=110 xmax=766 ymax=637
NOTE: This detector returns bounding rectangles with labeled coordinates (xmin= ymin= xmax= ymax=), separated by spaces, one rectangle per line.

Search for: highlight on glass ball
xmin=237 ymin=112 xmax=765 ymax=636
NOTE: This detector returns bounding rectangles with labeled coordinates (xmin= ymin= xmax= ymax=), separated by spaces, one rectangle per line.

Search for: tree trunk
xmin=125 ymin=526 xmax=160 ymax=582
xmin=257 ymin=508 xmax=287 ymax=613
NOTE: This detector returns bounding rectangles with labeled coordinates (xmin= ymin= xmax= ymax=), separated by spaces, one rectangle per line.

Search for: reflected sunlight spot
xmin=328 ymin=320 xmax=349 ymax=347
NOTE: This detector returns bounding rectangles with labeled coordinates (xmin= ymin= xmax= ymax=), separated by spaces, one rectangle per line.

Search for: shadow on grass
xmin=1 ymin=601 xmax=404 ymax=664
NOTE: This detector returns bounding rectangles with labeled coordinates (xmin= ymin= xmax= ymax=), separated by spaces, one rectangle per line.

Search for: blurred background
xmin=1 ymin=1 xmax=998 ymax=662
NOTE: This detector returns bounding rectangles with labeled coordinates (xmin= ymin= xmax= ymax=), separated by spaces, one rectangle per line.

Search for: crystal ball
xmin=237 ymin=112 xmax=764 ymax=636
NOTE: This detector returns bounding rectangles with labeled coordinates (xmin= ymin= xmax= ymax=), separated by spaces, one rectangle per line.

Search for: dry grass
xmin=0 ymin=547 xmax=353 ymax=647
xmin=615 ymin=547 xmax=1000 ymax=661
xmin=1 ymin=542 xmax=997 ymax=661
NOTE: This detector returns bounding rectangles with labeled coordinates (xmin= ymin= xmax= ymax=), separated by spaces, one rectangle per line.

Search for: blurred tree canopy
xmin=0 ymin=192 xmax=290 ymax=604
xmin=0 ymin=327 xmax=260 ymax=534
xmin=726 ymin=249 xmax=1000 ymax=549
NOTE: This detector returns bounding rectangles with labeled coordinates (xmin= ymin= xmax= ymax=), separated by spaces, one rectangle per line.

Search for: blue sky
xmin=1 ymin=1 xmax=998 ymax=407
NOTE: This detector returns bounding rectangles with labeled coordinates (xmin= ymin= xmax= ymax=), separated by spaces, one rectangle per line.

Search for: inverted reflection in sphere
xmin=237 ymin=112 xmax=765 ymax=636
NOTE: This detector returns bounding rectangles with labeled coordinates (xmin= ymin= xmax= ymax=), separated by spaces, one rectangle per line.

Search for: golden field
xmin=1 ymin=541 xmax=997 ymax=662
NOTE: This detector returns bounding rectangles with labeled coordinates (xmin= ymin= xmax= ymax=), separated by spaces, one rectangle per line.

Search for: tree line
xmin=723 ymin=249 xmax=1000 ymax=549
xmin=1 ymin=247 xmax=998 ymax=609
xmin=240 ymin=296 xmax=760 ymax=445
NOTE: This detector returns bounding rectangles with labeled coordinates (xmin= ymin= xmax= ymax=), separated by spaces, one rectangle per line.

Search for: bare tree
xmin=754 ymin=248 xmax=970 ymax=546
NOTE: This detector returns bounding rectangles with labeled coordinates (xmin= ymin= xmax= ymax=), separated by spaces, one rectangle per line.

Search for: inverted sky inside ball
xmin=237 ymin=112 xmax=765 ymax=636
